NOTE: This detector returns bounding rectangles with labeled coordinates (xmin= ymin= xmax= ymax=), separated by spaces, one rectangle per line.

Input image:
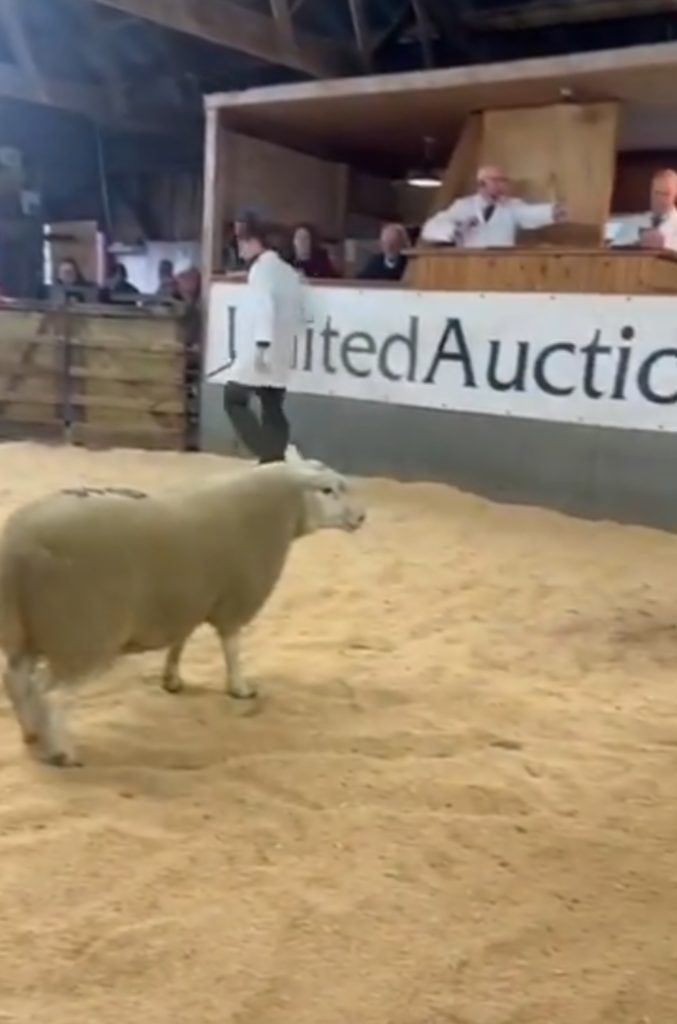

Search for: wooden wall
xmin=221 ymin=130 xmax=348 ymax=241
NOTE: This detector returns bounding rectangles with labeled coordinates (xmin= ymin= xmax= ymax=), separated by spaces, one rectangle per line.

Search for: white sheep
xmin=0 ymin=453 xmax=366 ymax=767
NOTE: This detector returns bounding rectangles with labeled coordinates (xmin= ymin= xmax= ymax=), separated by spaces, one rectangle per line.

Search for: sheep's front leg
xmin=29 ymin=670 xmax=80 ymax=768
xmin=4 ymin=654 xmax=40 ymax=746
xmin=162 ymin=639 xmax=186 ymax=694
xmin=220 ymin=633 xmax=257 ymax=700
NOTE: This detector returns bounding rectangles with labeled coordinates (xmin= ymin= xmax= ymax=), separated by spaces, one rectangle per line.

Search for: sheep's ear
xmin=284 ymin=444 xmax=304 ymax=465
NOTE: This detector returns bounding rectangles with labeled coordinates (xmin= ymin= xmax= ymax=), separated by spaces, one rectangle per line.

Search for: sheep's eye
xmin=321 ymin=486 xmax=334 ymax=496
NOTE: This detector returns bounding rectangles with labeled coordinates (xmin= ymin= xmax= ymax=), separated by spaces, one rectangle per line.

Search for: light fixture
xmin=405 ymin=136 xmax=442 ymax=188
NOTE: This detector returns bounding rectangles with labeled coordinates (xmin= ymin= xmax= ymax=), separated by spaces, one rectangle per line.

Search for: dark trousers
xmin=223 ymin=381 xmax=290 ymax=463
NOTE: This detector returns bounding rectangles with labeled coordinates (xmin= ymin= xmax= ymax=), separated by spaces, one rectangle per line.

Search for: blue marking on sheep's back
xmin=61 ymin=487 xmax=148 ymax=500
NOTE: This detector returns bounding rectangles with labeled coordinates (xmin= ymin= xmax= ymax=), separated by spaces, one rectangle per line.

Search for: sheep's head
xmin=294 ymin=461 xmax=366 ymax=536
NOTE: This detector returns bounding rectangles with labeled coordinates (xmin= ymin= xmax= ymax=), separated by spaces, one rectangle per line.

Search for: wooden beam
xmin=201 ymin=109 xmax=227 ymax=285
xmin=269 ymin=0 xmax=295 ymax=49
xmin=0 ymin=60 xmax=195 ymax=136
xmin=86 ymin=0 xmax=358 ymax=78
xmin=371 ymin=0 xmax=412 ymax=54
xmin=0 ymin=0 xmax=46 ymax=100
xmin=410 ymin=0 xmax=434 ymax=68
xmin=469 ymin=0 xmax=677 ymax=30
xmin=347 ymin=0 xmax=371 ymax=69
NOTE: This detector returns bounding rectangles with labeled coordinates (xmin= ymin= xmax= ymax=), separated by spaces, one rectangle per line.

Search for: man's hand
xmin=552 ymin=202 xmax=567 ymax=223
xmin=453 ymin=216 xmax=479 ymax=243
xmin=254 ymin=343 xmax=270 ymax=375
xmin=639 ymin=227 xmax=665 ymax=249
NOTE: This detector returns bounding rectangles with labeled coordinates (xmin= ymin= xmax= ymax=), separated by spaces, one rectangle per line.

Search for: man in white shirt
xmin=420 ymin=164 xmax=567 ymax=248
xmin=608 ymin=169 xmax=677 ymax=251
xmin=223 ymin=221 xmax=305 ymax=463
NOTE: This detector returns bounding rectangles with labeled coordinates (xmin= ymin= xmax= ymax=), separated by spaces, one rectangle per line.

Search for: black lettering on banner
xmin=321 ymin=317 xmax=340 ymax=374
xmin=423 ymin=318 xmax=476 ymax=387
xmin=227 ymin=305 xmax=237 ymax=362
xmin=486 ymin=340 xmax=529 ymax=392
xmin=581 ymin=329 xmax=612 ymax=399
xmin=636 ymin=349 xmax=677 ymax=404
xmin=532 ymin=343 xmax=575 ymax=396
xmin=611 ymin=326 xmax=635 ymax=400
xmin=341 ymin=331 xmax=376 ymax=377
xmin=378 ymin=317 xmax=418 ymax=382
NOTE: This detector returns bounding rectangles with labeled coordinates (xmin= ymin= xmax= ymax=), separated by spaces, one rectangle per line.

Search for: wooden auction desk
xmin=405 ymin=248 xmax=677 ymax=294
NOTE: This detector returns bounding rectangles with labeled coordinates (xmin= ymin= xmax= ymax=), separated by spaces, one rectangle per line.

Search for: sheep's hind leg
xmin=30 ymin=669 xmax=81 ymax=768
xmin=220 ymin=633 xmax=257 ymax=700
xmin=162 ymin=639 xmax=187 ymax=694
xmin=4 ymin=654 xmax=41 ymax=746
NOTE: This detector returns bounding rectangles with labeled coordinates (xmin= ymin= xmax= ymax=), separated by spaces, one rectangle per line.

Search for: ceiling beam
xmin=469 ymin=0 xmax=677 ymax=30
xmin=410 ymin=0 xmax=434 ymax=68
xmin=85 ymin=0 xmax=358 ymax=78
xmin=0 ymin=0 xmax=47 ymax=101
xmin=269 ymin=0 xmax=295 ymax=49
xmin=346 ymin=0 xmax=371 ymax=69
xmin=0 ymin=60 xmax=195 ymax=135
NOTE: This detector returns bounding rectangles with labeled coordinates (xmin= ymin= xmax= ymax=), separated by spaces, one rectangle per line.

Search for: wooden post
xmin=201 ymin=107 xmax=228 ymax=287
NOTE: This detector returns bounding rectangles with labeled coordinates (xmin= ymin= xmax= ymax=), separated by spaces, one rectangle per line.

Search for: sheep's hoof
xmin=43 ymin=751 xmax=83 ymax=769
xmin=227 ymin=684 xmax=258 ymax=701
xmin=162 ymin=675 xmax=184 ymax=694
xmin=21 ymin=731 xmax=39 ymax=747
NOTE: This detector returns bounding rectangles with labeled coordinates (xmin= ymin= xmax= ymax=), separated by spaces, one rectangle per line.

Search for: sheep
xmin=0 ymin=453 xmax=366 ymax=767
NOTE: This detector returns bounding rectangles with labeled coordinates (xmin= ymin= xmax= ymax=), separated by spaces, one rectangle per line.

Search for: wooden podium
xmin=404 ymin=248 xmax=677 ymax=294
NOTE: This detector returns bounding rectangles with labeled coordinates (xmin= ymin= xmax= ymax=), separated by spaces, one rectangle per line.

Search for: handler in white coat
xmin=420 ymin=164 xmax=567 ymax=248
xmin=223 ymin=221 xmax=305 ymax=463
xmin=608 ymin=169 xmax=677 ymax=251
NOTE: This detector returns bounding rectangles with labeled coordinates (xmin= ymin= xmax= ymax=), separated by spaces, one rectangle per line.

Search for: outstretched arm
xmin=513 ymin=200 xmax=558 ymax=231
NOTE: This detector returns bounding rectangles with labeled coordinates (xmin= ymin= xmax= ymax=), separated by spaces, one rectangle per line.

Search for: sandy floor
xmin=1 ymin=441 xmax=677 ymax=1023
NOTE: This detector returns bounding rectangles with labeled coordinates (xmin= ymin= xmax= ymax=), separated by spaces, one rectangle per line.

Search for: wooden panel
xmin=222 ymin=130 xmax=348 ymax=242
xmin=406 ymin=249 xmax=677 ymax=293
xmin=479 ymin=102 xmax=619 ymax=247
xmin=0 ymin=309 xmax=64 ymax=438
xmin=0 ymin=305 xmax=191 ymax=450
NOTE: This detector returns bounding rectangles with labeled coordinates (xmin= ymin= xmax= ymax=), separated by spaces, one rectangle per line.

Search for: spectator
xmin=291 ymin=222 xmax=339 ymax=279
xmin=156 ymin=258 xmax=177 ymax=299
xmin=609 ymin=169 xmax=677 ymax=251
xmin=357 ymin=223 xmax=410 ymax=281
xmin=420 ymin=164 xmax=567 ymax=248
xmin=103 ymin=261 xmax=140 ymax=303
xmin=223 ymin=209 xmax=260 ymax=272
xmin=49 ymin=257 xmax=96 ymax=305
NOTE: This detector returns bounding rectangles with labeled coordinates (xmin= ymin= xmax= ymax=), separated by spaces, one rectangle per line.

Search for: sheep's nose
xmin=353 ymin=509 xmax=366 ymax=527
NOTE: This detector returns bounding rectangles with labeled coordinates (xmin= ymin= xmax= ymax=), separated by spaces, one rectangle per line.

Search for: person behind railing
xmin=357 ymin=222 xmax=410 ymax=281
xmin=48 ymin=257 xmax=98 ymax=306
xmin=291 ymin=222 xmax=339 ymax=279
xmin=102 ymin=260 xmax=140 ymax=304
xmin=156 ymin=258 xmax=177 ymax=299
xmin=420 ymin=165 xmax=567 ymax=248
xmin=607 ymin=169 xmax=677 ymax=252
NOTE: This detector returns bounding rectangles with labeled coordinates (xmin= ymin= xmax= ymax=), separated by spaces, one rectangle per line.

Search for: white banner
xmin=205 ymin=282 xmax=677 ymax=432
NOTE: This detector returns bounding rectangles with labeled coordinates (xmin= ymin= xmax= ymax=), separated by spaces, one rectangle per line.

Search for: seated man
xmin=420 ymin=164 xmax=566 ymax=248
xmin=608 ymin=169 xmax=677 ymax=251
xmin=357 ymin=222 xmax=410 ymax=280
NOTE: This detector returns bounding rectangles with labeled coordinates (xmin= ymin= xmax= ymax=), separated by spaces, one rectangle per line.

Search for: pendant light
xmin=405 ymin=136 xmax=442 ymax=188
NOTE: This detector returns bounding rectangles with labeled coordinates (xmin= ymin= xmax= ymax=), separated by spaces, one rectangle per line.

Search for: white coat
xmin=420 ymin=193 xmax=556 ymax=248
xmin=225 ymin=249 xmax=305 ymax=389
xmin=608 ymin=207 xmax=677 ymax=252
